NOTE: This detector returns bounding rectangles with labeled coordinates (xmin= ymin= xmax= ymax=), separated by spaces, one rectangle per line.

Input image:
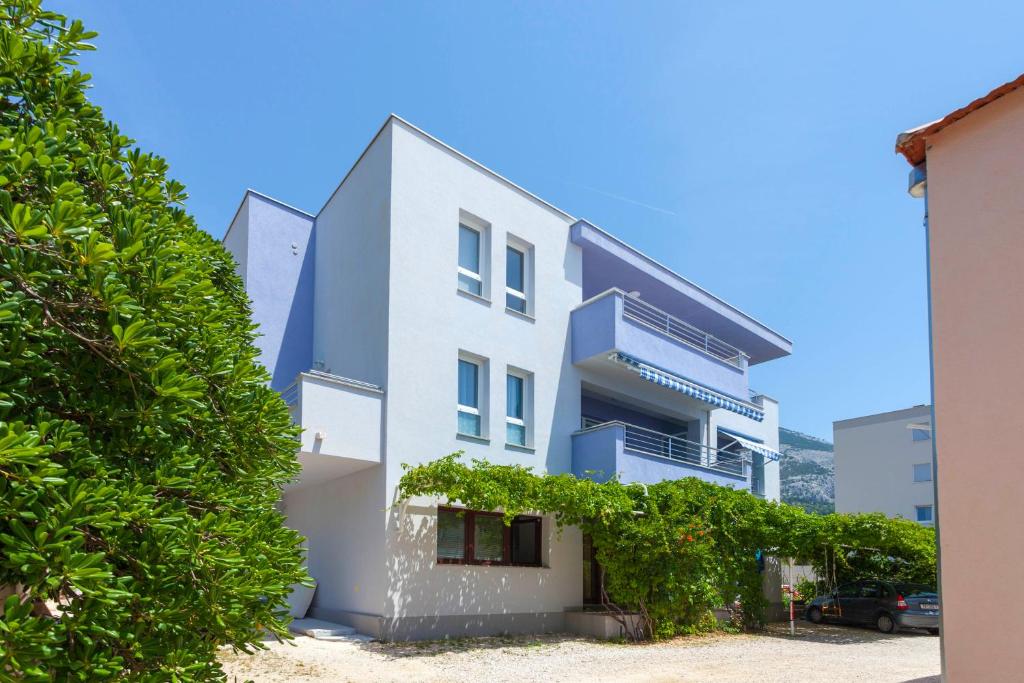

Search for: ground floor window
xmin=437 ymin=507 xmax=542 ymax=566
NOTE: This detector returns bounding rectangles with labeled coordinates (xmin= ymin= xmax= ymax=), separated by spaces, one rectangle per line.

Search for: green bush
xmin=398 ymin=454 xmax=937 ymax=639
xmin=0 ymin=2 xmax=306 ymax=678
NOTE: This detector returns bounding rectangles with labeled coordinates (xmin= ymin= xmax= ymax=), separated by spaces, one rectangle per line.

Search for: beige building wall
xmin=922 ymin=85 xmax=1024 ymax=681
xmin=833 ymin=406 xmax=934 ymax=522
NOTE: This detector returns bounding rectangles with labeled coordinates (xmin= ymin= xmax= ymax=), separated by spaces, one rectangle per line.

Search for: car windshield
xmin=893 ymin=583 xmax=937 ymax=598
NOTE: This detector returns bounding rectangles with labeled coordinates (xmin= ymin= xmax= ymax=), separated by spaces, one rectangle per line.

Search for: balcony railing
xmin=622 ymin=294 xmax=746 ymax=368
xmin=582 ymin=419 xmax=749 ymax=477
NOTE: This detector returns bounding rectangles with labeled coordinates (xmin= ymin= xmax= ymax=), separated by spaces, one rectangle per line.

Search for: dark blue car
xmin=804 ymin=579 xmax=940 ymax=634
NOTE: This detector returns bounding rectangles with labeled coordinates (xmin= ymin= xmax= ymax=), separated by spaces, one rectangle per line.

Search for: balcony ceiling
xmin=572 ymin=220 xmax=792 ymax=365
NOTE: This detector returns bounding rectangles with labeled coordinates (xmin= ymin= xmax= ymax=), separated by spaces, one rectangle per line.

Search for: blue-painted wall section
xmin=243 ymin=193 xmax=316 ymax=391
xmin=571 ymin=290 xmax=749 ymax=402
xmin=572 ymin=423 xmax=748 ymax=488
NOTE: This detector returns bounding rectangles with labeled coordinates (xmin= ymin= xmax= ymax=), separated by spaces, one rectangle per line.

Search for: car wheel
xmin=806 ymin=607 xmax=823 ymax=624
xmin=877 ymin=613 xmax=898 ymax=634
xmin=928 ymin=628 xmax=940 ymax=636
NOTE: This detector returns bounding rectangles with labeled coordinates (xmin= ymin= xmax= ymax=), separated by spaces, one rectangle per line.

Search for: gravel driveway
xmin=220 ymin=622 xmax=940 ymax=683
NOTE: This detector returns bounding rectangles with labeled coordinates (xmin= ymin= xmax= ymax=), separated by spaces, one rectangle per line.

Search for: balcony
xmin=571 ymin=289 xmax=750 ymax=402
xmin=572 ymin=420 xmax=751 ymax=488
xmin=281 ymin=371 xmax=383 ymax=491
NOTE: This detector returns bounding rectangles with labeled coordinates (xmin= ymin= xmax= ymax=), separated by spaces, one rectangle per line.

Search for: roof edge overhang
xmin=896 ymin=73 xmax=1024 ymax=166
xmin=572 ymin=219 xmax=792 ymax=364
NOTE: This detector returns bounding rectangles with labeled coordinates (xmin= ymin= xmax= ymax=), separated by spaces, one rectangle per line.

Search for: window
xmin=911 ymin=427 xmax=931 ymax=441
xmin=506 ymin=373 xmax=526 ymax=446
xmin=458 ymin=224 xmax=482 ymax=296
xmin=506 ymin=245 xmax=526 ymax=312
xmin=915 ymin=505 xmax=934 ymax=523
xmin=436 ymin=507 xmax=542 ymax=566
xmin=913 ymin=463 xmax=932 ymax=483
xmin=458 ymin=358 xmax=482 ymax=436
xmin=836 ymin=583 xmax=859 ymax=599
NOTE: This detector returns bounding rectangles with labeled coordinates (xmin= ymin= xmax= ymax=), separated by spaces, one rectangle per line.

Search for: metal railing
xmin=580 ymin=420 xmax=749 ymax=478
xmin=621 ymin=294 xmax=747 ymax=368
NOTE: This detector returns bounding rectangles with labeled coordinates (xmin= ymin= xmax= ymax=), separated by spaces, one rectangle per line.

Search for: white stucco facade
xmin=224 ymin=115 xmax=791 ymax=639
xmin=833 ymin=405 xmax=934 ymax=524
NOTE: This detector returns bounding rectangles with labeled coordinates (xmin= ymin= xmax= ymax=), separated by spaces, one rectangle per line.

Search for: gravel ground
xmin=220 ymin=622 xmax=940 ymax=683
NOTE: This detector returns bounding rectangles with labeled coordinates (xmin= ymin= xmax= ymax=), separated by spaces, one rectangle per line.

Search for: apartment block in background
xmin=833 ymin=405 xmax=934 ymax=524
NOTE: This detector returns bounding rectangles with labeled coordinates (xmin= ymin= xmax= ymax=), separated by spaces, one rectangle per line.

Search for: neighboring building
xmin=224 ymin=115 xmax=792 ymax=640
xmin=897 ymin=75 xmax=1024 ymax=681
xmin=833 ymin=406 xmax=933 ymax=524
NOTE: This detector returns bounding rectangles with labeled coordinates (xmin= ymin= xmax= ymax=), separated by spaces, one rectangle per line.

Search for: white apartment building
xmin=833 ymin=405 xmax=934 ymax=524
xmin=224 ymin=115 xmax=792 ymax=639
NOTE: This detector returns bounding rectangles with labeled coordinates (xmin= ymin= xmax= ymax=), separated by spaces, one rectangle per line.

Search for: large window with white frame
xmin=458 ymin=355 xmax=486 ymax=437
xmin=506 ymin=372 xmax=525 ymax=446
xmin=505 ymin=236 xmax=533 ymax=316
xmin=505 ymin=368 xmax=532 ymax=447
xmin=458 ymin=223 xmax=483 ymax=296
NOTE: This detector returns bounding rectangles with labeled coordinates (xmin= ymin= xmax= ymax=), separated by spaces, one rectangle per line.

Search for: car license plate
xmin=922 ymin=603 xmax=939 ymax=610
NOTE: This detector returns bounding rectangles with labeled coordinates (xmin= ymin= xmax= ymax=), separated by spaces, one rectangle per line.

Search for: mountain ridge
xmin=779 ymin=427 xmax=834 ymax=514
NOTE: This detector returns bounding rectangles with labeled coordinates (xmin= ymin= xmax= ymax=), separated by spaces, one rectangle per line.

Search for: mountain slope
xmin=779 ymin=427 xmax=834 ymax=514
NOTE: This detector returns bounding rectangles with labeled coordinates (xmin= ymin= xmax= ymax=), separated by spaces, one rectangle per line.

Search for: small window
xmin=913 ymin=463 xmax=932 ymax=483
xmin=437 ymin=508 xmax=466 ymax=560
xmin=506 ymin=373 xmax=526 ymax=446
xmin=458 ymin=224 xmax=482 ymax=296
xmin=458 ymin=358 xmax=482 ymax=436
xmin=916 ymin=505 xmax=934 ymax=523
xmin=912 ymin=428 xmax=931 ymax=441
xmin=436 ymin=507 xmax=542 ymax=566
xmin=506 ymin=245 xmax=526 ymax=313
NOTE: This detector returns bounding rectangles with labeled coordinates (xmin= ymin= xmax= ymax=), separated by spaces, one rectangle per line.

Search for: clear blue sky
xmin=56 ymin=1 xmax=1024 ymax=440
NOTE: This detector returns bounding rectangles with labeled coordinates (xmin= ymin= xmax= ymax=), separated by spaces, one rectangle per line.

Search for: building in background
xmin=897 ymin=74 xmax=1024 ymax=681
xmin=833 ymin=406 xmax=933 ymax=524
xmin=225 ymin=115 xmax=791 ymax=640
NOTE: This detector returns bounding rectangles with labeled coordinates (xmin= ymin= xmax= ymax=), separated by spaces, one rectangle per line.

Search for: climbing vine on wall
xmin=398 ymin=453 xmax=937 ymax=639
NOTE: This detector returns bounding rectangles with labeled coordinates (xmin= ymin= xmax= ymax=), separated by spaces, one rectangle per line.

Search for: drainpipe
xmin=907 ymin=161 xmax=946 ymax=678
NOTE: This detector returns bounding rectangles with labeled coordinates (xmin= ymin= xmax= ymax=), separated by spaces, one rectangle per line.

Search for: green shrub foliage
xmin=0 ymin=2 xmax=306 ymax=678
xmin=399 ymin=454 xmax=937 ymax=638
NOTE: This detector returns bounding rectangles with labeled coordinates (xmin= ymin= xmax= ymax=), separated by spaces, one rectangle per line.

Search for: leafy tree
xmin=0 ymin=2 xmax=306 ymax=679
xmin=398 ymin=454 xmax=937 ymax=639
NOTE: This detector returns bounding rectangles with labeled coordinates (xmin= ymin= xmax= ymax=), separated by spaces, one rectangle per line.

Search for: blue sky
xmin=57 ymin=1 xmax=1024 ymax=440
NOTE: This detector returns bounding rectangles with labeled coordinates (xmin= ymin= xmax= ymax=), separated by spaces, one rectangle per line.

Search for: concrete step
xmin=289 ymin=618 xmax=362 ymax=639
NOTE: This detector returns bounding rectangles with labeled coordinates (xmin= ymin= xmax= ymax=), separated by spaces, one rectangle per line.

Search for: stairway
xmin=288 ymin=618 xmax=374 ymax=642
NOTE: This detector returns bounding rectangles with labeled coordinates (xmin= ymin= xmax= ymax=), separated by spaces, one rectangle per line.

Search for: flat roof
xmin=833 ymin=404 xmax=932 ymax=430
xmin=896 ymin=73 xmax=1024 ymax=166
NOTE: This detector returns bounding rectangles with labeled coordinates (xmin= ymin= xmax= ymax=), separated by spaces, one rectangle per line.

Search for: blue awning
xmin=612 ymin=353 xmax=765 ymax=422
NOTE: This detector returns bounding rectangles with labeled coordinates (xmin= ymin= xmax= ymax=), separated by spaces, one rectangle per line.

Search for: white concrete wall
xmin=832 ymin=406 xmax=933 ymax=521
xmin=283 ymin=465 xmax=388 ymax=621
xmin=383 ymin=120 xmax=584 ymax=621
xmin=223 ymin=195 xmax=249 ymax=286
xmin=313 ymin=126 xmax=392 ymax=388
xmin=288 ymin=126 xmax=394 ymax=626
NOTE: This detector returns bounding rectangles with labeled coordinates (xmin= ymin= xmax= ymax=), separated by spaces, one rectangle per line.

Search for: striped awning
xmin=611 ymin=353 xmax=765 ymax=422
xmin=719 ymin=432 xmax=781 ymax=462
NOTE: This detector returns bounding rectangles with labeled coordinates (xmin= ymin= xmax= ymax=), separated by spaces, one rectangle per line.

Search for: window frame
xmin=506 ymin=371 xmax=527 ymax=447
xmin=913 ymin=462 xmax=932 ymax=483
xmin=436 ymin=507 xmax=543 ymax=567
xmin=504 ymin=235 xmax=534 ymax=317
xmin=505 ymin=244 xmax=527 ymax=313
xmin=911 ymin=427 xmax=931 ymax=441
xmin=457 ymin=356 xmax=483 ymax=437
xmin=458 ymin=223 xmax=484 ymax=296
xmin=915 ymin=505 xmax=934 ymax=523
